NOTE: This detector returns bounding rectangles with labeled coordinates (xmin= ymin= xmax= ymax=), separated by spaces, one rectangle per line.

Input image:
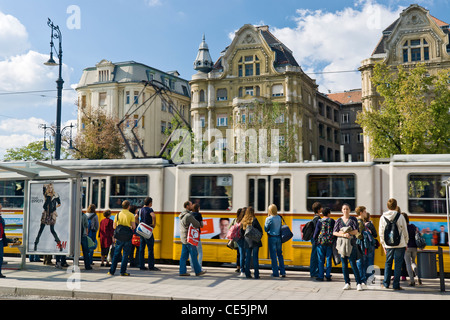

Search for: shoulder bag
xmin=113 ymin=211 xmax=133 ymax=242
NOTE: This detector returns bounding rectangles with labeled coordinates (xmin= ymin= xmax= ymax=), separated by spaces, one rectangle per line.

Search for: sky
xmin=0 ymin=0 xmax=449 ymax=159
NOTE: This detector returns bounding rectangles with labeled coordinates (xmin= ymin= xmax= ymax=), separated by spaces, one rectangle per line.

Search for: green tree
xmin=357 ymin=63 xmax=450 ymax=158
xmin=74 ymin=107 xmax=127 ymax=159
xmin=3 ymin=140 xmax=71 ymax=161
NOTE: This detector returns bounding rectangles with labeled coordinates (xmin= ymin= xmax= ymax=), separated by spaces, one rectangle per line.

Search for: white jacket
xmin=379 ymin=210 xmax=409 ymax=249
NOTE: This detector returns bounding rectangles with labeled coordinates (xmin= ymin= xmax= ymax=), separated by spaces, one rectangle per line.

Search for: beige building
xmin=359 ymin=4 xmax=450 ymax=161
xmin=190 ymin=24 xmax=334 ymax=162
xmin=76 ymin=59 xmax=191 ymax=158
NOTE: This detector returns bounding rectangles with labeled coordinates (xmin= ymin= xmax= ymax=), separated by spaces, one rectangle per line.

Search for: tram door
xmin=248 ymin=176 xmax=290 ymax=213
xmin=82 ymin=177 xmax=107 ymax=210
xmin=248 ymin=175 xmax=291 ymax=260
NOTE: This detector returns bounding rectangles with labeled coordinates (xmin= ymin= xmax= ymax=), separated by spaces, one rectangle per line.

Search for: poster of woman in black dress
xmin=33 ymin=183 xmax=62 ymax=251
xmin=27 ymin=181 xmax=71 ymax=255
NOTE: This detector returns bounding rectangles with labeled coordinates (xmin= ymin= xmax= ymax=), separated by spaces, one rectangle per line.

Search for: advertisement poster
xmin=174 ymin=217 xmax=231 ymax=240
xmin=27 ymin=180 xmax=72 ymax=255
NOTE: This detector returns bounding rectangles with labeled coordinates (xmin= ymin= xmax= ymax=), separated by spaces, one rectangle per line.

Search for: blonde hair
xmin=268 ymin=204 xmax=278 ymax=216
xmin=241 ymin=207 xmax=255 ymax=230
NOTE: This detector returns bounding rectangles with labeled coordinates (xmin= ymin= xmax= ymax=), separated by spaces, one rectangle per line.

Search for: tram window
xmin=257 ymin=178 xmax=266 ymax=212
xmin=92 ymin=179 xmax=106 ymax=209
xmin=190 ymin=175 xmax=232 ymax=210
xmin=408 ymin=174 xmax=447 ymax=214
xmin=307 ymin=174 xmax=355 ymax=211
xmin=81 ymin=179 xmax=88 ymax=209
xmin=110 ymin=176 xmax=148 ymax=209
xmin=0 ymin=180 xmax=25 ymax=208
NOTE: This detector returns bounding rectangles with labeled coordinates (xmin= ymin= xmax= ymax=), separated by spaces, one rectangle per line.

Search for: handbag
xmin=136 ymin=208 xmax=154 ymax=239
xmin=132 ymin=233 xmax=141 ymax=247
xmin=280 ymin=216 xmax=293 ymax=243
xmin=87 ymin=236 xmax=96 ymax=250
xmin=136 ymin=222 xmax=153 ymax=239
xmin=415 ymin=231 xmax=426 ymax=249
xmin=187 ymin=223 xmax=200 ymax=246
xmin=244 ymin=225 xmax=262 ymax=242
xmin=113 ymin=211 xmax=133 ymax=242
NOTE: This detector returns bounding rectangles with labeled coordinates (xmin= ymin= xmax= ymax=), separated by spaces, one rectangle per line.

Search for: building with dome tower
xmin=190 ymin=24 xmax=341 ymax=163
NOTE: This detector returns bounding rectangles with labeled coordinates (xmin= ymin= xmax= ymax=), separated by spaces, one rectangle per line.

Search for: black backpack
xmin=302 ymin=216 xmax=319 ymax=241
xmin=384 ymin=212 xmax=401 ymax=246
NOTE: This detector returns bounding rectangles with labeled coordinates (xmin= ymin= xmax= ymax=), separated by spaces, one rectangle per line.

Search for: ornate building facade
xmin=190 ymin=24 xmax=340 ymax=162
xmin=76 ymin=60 xmax=191 ymax=158
xmin=359 ymin=4 xmax=450 ymax=160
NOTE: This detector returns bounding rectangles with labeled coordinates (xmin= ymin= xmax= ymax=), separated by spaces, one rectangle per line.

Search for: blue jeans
xmin=356 ymin=247 xmax=375 ymax=284
xmin=268 ymin=236 xmax=285 ymax=277
xmin=80 ymin=235 xmax=91 ymax=269
xmin=0 ymin=239 xmax=4 ymax=274
xmin=383 ymin=247 xmax=406 ymax=289
xmin=310 ymin=239 xmax=319 ymax=277
xmin=139 ymin=235 xmax=155 ymax=269
xmin=237 ymin=239 xmax=246 ymax=274
xmin=88 ymin=234 xmax=97 ymax=265
xmin=109 ymin=239 xmax=132 ymax=275
xmin=341 ymin=246 xmax=362 ymax=285
xmin=245 ymin=246 xmax=259 ymax=278
xmin=317 ymin=244 xmax=333 ymax=280
xmin=179 ymin=243 xmax=201 ymax=275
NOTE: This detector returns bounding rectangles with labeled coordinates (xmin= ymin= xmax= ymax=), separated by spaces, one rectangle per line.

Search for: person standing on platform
xmin=108 ymin=200 xmax=135 ymax=276
xmin=0 ymin=203 xmax=14 ymax=278
xmin=309 ymin=202 xmax=322 ymax=278
xmin=138 ymin=197 xmax=160 ymax=271
xmin=264 ymin=204 xmax=286 ymax=278
xmin=179 ymin=201 xmax=205 ymax=276
xmin=379 ymin=198 xmax=408 ymax=290
xmin=333 ymin=203 xmax=363 ymax=291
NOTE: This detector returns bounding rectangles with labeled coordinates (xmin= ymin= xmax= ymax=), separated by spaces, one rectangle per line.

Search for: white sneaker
xmin=343 ymin=283 xmax=351 ymax=290
xmin=357 ymin=284 xmax=363 ymax=291
xmin=238 ymin=272 xmax=245 ymax=278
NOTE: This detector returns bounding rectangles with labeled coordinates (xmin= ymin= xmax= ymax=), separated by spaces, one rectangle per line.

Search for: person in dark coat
xmin=0 ymin=203 xmax=14 ymax=278
xmin=240 ymin=207 xmax=262 ymax=279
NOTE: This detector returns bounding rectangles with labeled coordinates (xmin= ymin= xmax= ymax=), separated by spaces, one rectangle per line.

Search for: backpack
xmin=384 ymin=212 xmax=401 ymax=246
xmin=302 ymin=216 xmax=319 ymax=241
xmin=226 ymin=222 xmax=241 ymax=241
xmin=415 ymin=227 xmax=426 ymax=249
xmin=317 ymin=218 xmax=333 ymax=245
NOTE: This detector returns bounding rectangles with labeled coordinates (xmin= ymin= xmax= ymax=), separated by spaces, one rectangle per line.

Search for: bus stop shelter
xmin=0 ymin=160 xmax=92 ymax=270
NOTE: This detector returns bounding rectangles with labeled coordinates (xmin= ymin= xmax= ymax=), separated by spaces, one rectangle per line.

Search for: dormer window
xmin=238 ymin=55 xmax=260 ymax=77
xmin=402 ymin=38 xmax=430 ymax=63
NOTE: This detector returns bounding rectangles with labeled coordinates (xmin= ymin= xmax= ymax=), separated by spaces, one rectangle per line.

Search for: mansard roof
xmin=212 ymin=24 xmax=300 ymax=71
xmin=371 ymin=5 xmax=449 ymax=57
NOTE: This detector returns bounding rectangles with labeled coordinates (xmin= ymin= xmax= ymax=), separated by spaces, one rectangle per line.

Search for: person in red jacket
xmin=99 ymin=210 xmax=114 ymax=267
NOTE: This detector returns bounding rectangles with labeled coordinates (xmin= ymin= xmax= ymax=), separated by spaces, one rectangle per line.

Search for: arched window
xmin=199 ymin=90 xmax=205 ymax=102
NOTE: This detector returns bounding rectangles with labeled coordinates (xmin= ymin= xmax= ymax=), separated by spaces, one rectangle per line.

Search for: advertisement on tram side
xmin=173 ymin=217 xmax=231 ymax=240
xmin=26 ymin=180 xmax=73 ymax=255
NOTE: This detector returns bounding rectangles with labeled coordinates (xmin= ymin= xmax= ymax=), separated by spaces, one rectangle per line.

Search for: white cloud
xmin=0 ymin=9 xmax=77 ymax=160
xmin=0 ymin=11 xmax=30 ymax=58
xmin=271 ymin=0 xmax=404 ymax=93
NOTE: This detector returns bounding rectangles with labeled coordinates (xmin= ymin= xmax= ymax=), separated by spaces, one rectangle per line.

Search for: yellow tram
xmin=1 ymin=154 xmax=449 ymax=271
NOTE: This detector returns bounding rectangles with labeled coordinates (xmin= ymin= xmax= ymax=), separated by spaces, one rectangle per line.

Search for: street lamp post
xmin=40 ymin=123 xmax=75 ymax=160
xmin=44 ymin=18 xmax=64 ymax=160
